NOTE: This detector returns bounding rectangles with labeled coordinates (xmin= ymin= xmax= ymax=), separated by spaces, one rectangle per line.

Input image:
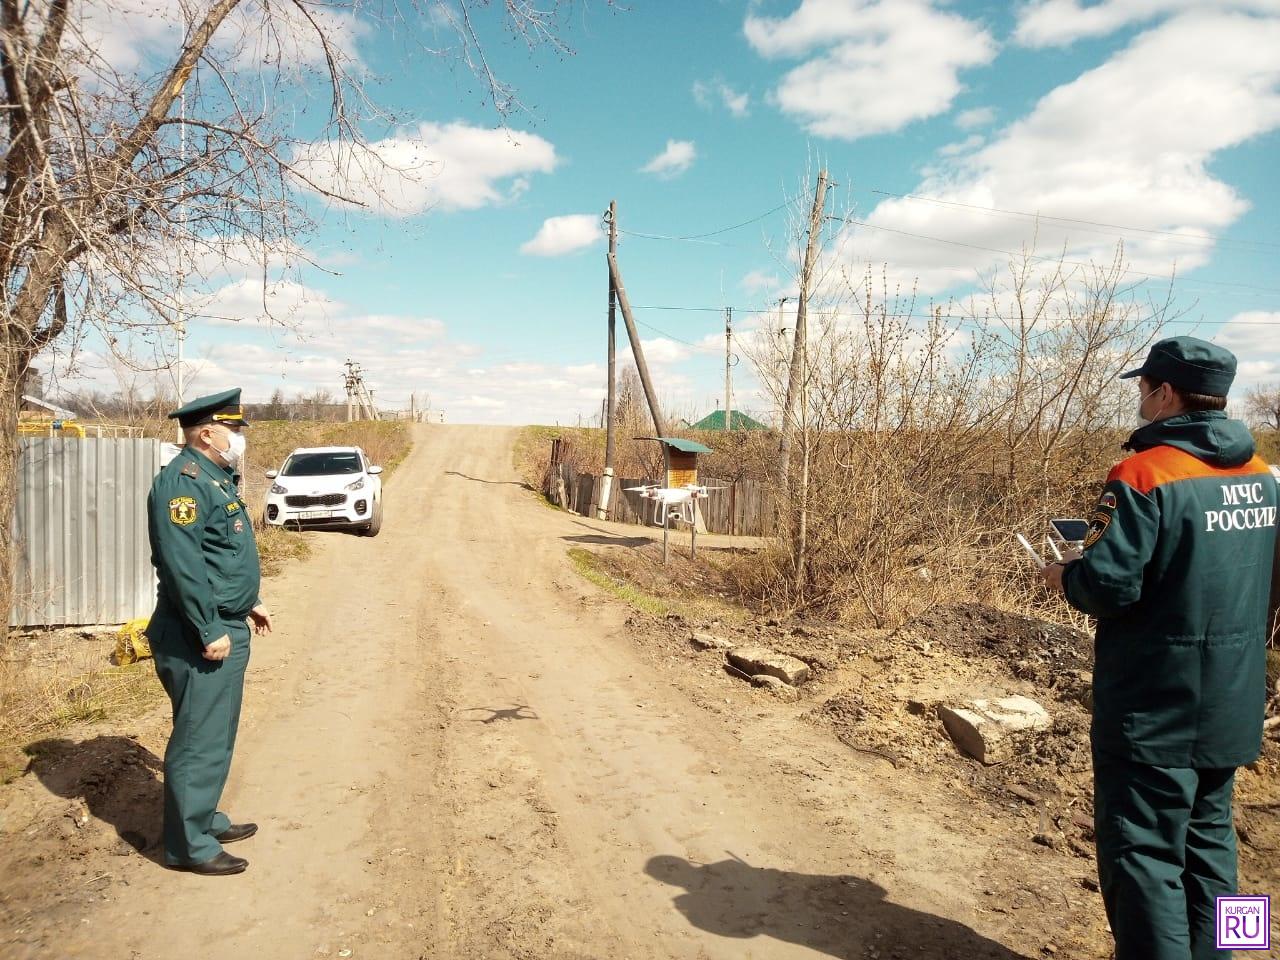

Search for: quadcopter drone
xmin=623 ymin=482 xmax=728 ymax=528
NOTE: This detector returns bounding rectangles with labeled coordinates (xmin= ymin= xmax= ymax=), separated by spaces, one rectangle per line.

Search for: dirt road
xmin=2 ymin=426 xmax=1071 ymax=959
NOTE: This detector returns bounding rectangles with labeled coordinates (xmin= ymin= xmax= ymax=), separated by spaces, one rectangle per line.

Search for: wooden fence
xmin=545 ymin=460 xmax=775 ymax=537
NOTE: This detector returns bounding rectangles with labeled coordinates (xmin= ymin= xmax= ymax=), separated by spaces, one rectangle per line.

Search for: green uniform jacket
xmin=1062 ymin=412 xmax=1277 ymax=768
xmin=147 ymin=446 xmax=262 ymax=647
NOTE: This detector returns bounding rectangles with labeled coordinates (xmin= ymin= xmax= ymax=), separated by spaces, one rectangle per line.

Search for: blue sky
xmin=45 ymin=0 xmax=1280 ymax=424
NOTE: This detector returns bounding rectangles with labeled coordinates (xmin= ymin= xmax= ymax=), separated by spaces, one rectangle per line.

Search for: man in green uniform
xmin=1041 ymin=338 xmax=1277 ymax=959
xmin=145 ymin=388 xmax=272 ymax=876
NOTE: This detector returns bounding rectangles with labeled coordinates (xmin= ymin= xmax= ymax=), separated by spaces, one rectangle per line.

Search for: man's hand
xmin=1040 ymin=562 xmax=1067 ymax=593
xmin=250 ymin=604 xmax=273 ymax=635
xmin=203 ymin=635 xmax=232 ymax=661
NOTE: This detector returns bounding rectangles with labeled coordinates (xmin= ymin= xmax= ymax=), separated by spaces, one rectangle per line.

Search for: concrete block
xmin=938 ymin=696 xmax=1050 ymax=764
xmin=727 ymin=646 xmax=811 ymax=686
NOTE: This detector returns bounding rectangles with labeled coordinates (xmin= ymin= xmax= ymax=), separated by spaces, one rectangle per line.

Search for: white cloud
xmin=640 ymin=140 xmax=697 ymax=179
xmin=744 ymin=0 xmax=996 ymax=139
xmin=955 ymin=106 xmax=996 ymax=129
xmin=1014 ymin=0 xmax=1280 ymax=47
xmin=520 ymin=214 xmax=603 ymax=257
xmin=741 ymin=270 xmax=782 ymax=295
xmin=75 ymin=0 xmax=366 ymax=85
xmin=1214 ymin=312 xmax=1280 ymax=355
xmin=638 ymin=338 xmax=692 ymax=365
xmin=938 ymin=134 xmax=985 ymax=157
xmin=843 ymin=11 xmax=1280 ymax=294
xmin=693 ymin=78 xmax=751 ymax=117
xmin=201 ymin=279 xmax=339 ymax=329
xmin=292 ymin=121 xmax=558 ymax=216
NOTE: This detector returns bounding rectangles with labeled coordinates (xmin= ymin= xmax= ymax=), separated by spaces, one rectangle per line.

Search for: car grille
xmin=285 ymin=494 xmax=346 ymax=508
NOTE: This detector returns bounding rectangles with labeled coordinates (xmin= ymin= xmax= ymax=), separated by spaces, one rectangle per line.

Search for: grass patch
xmin=567 ymin=547 xmax=673 ymax=617
xmin=0 ymin=635 xmax=163 ymax=781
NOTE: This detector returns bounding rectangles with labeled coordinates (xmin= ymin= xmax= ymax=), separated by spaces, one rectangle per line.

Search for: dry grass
xmin=0 ymin=630 xmax=162 ymax=780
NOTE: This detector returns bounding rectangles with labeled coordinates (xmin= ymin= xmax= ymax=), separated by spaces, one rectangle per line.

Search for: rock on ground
xmin=689 ymin=632 xmax=733 ymax=651
xmin=750 ymin=674 xmax=801 ymax=702
xmin=727 ymin=647 xmax=811 ymax=686
xmin=938 ymin=696 xmax=1050 ymax=765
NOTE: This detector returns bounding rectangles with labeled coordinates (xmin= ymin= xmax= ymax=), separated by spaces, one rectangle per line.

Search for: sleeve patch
xmin=1099 ymin=492 xmax=1117 ymax=510
xmin=169 ymin=496 xmax=198 ymax=526
xmin=1083 ymin=512 xmax=1111 ymax=549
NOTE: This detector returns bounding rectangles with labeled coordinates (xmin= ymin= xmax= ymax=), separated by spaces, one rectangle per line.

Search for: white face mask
xmin=209 ymin=428 xmax=246 ymax=468
xmin=1136 ymin=385 xmax=1164 ymax=427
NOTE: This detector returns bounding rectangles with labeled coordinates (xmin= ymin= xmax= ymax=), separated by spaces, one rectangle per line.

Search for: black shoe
xmin=215 ymin=822 xmax=258 ymax=844
xmin=168 ymin=851 xmax=248 ymax=876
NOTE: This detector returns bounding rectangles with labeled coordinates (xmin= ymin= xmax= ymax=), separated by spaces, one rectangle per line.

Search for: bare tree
xmin=1 ymin=0 xmax=586 ymax=626
xmin=745 ymin=193 xmax=1187 ymax=624
xmin=1245 ymin=383 xmax=1280 ymax=430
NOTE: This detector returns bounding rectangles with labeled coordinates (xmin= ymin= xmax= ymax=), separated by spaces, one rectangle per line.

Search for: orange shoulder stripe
xmin=1108 ymin=446 xmax=1272 ymax=494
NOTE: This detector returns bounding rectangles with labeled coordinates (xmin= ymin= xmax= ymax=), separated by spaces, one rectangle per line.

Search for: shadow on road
xmin=444 ymin=471 xmax=533 ymax=490
xmin=563 ymin=533 xmax=653 ymax=548
xmin=645 ymin=854 xmax=1033 ymax=960
xmin=25 ymin=736 xmax=165 ymax=864
xmin=461 ymin=705 xmax=540 ymax=724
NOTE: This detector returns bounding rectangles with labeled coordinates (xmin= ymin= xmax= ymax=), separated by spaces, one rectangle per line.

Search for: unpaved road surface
xmin=2 ymin=426 xmax=1076 ymax=959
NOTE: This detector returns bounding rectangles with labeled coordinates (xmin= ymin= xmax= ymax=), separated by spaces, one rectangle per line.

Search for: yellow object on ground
xmin=114 ymin=618 xmax=152 ymax=665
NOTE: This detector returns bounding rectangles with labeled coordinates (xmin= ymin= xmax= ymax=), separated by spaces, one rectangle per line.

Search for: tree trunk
xmin=1 ymin=344 xmax=29 ymax=637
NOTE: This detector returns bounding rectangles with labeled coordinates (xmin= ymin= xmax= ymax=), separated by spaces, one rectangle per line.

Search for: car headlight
xmin=269 ymin=483 xmax=288 ymax=495
xmin=345 ymin=477 xmax=366 ymax=491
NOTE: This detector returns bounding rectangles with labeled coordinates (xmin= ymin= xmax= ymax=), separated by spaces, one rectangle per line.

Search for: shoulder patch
xmin=1099 ymin=492 xmax=1118 ymax=510
xmin=225 ymin=501 xmax=241 ymax=514
xmin=180 ymin=461 xmax=200 ymax=478
xmin=1083 ymin=512 xmax=1111 ymax=549
xmin=169 ymin=496 xmax=198 ymax=526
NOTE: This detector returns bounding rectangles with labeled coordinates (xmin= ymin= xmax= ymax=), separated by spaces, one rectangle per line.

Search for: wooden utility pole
xmin=724 ymin=306 xmax=733 ymax=431
xmin=599 ymin=201 xmax=619 ymax=520
xmin=608 ymin=252 xmax=669 ymax=438
xmin=778 ymin=169 xmax=828 ymax=474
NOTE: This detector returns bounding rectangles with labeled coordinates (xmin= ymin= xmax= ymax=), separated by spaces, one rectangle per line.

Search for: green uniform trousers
xmin=147 ymin=615 xmax=251 ymax=866
xmin=1093 ymin=747 xmax=1237 ymax=960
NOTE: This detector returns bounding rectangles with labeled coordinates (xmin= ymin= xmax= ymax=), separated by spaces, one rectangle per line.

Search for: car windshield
xmin=282 ymin=452 xmax=363 ymax=476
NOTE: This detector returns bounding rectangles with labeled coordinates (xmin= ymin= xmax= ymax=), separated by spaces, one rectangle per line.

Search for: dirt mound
xmin=898 ymin=602 xmax=1092 ymax=685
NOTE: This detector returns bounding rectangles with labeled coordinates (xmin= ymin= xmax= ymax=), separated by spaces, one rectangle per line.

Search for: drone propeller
xmin=624 ymin=485 xmax=655 ymax=492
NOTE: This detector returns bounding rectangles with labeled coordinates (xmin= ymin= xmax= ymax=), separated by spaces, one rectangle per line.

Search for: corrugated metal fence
xmin=546 ymin=460 xmax=775 ymax=537
xmin=11 ymin=437 xmax=161 ymax=627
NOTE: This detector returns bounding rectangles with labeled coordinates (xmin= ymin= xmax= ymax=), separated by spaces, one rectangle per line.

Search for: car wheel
xmin=362 ymin=500 xmax=383 ymax=537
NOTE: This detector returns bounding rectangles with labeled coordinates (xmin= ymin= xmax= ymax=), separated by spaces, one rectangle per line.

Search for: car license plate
xmin=298 ymin=510 xmax=333 ymax=519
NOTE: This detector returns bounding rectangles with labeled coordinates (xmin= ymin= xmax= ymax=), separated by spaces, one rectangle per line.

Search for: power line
xmin=833 ymin=216 xmax=1280 ymax=295
xmin=616 ymin=201 xmax=791 ymax=245
xmin=868 ymin=189 xmax=1280 ymax=253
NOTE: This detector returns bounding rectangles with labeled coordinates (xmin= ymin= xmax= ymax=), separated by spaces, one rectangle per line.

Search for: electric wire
xmin=615 ymin=201 xmax=791 ymax=244
xmin=833 ymin=216 xmax=1280 ymax=295
xmin=867 ymin=189 xmax=1280 ymax=252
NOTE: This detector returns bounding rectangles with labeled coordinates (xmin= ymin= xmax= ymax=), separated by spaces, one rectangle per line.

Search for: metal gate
xmin=11 ymin=436 xmax=161 ymax=627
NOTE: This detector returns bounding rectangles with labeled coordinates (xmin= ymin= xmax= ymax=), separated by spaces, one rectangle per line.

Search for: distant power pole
xmin=344 ymin=359 xmax=357 ymax=422
xmin=342 ymin=359 xmax=380 ymax=421
xmin=724 ymin=306 xmax=733 ymax=432
xmin=600 ymin=200 xmax=619 ymax=521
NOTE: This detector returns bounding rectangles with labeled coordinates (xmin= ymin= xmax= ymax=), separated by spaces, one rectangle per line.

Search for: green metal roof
xmin=636 ymin=436 xmax=714 ymax=454
xmin=690 ymin=409 xmax=769 ymax=431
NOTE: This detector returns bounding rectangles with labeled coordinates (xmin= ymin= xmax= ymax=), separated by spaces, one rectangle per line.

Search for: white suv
xmin=263 ymin=446 xmax=384 ymax=536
